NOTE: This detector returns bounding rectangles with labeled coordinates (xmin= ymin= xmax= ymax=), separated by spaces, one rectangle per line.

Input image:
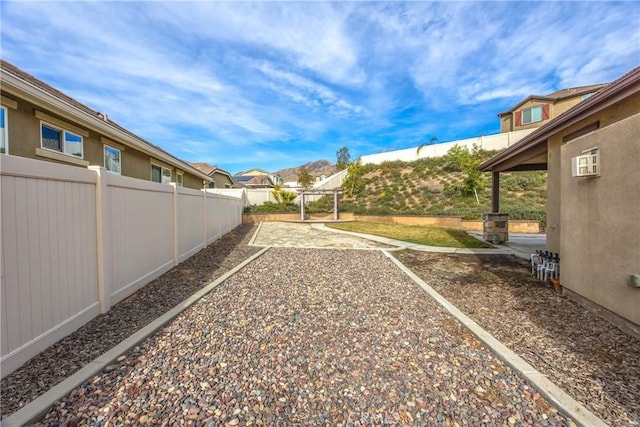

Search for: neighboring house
xmin=234 ymin=168 xmax=283 ymax=188
xmin=190 ymin=162 xmax=235 ymax=188
xmin=498 ymin=83 xmax=608 ymax=133
xmin=0 ymin=60 xmax=211 ymax=189
xmin=480 ymin=67 xmax=640 ymax=335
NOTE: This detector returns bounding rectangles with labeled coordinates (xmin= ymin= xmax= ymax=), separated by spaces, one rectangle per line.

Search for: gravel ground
xmin=31 ymin=248 xmax=572 ymax=426
xmin=1 ymin=224 xmax=261 ymax=418
xmin=393 ymin=250 xmax=640 ymax=427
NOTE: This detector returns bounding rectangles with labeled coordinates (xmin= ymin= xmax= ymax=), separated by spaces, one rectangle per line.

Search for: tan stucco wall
xmin=553 ymin=97 xmax=585 ymax=117
xmin=1 ymin=90 xmax=205 ymax=189
xmin=211 ymin=172 xmax=234 ymax=188
xmin=558 ymin=113 xmax=640 ymax=326
xmin=500 ymin=116 xmax=513 ymax=133
xmin=183 ymin=173 xmax=205 ymax=190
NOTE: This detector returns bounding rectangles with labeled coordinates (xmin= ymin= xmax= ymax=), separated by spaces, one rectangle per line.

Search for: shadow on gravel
xmin=392 ymin=250 xmax=640 ymax=427
xmin=1 ymin=224 xmax=260 ymax=418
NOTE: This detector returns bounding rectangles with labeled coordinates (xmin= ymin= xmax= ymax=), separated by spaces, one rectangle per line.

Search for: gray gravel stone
xmin=31 ymin=248 xmax=572 ymax=425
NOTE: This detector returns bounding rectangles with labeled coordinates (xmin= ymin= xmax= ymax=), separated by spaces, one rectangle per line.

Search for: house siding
xmin=547 ymin=92 xmax=640 ymax=327
xmin=501 ymin=95 xmax=594 ymax=133
xmin=0 ymin=90 xmax=205 ymax=189
xmin=211 ymin=172 xmax=234 ymax=188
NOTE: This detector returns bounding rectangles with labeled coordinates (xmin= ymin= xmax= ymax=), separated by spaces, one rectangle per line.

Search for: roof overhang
xmin=1 ymin=70 xmax=212 ymax=183
xmin=482 ymin=67 xmax=640 ymax=173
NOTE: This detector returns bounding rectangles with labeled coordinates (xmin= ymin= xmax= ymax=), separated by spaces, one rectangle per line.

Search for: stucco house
xmin=234 ymin=168 xmax=283 ymax=188
xmin=190 ymin=162 xmax=236 ymax=188
xmin=481 ymin=67 xmax=640 ymax=336
xmin=0 ymin=60 xmax=211 ymax=189
xmin=498 ymin=83 xmax=608 ymax=134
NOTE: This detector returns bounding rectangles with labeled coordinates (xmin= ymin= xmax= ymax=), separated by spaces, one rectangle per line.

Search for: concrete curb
xmin=382 ymin=250 xmax=608 ymax=427
xmin=2 ymin=247 xmax=271 ymax=427
xmin=247 ymin=221 xmax=264 ymax=246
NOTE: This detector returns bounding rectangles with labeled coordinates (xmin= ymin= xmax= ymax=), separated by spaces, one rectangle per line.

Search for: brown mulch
xmin=392 ymin=250 xmax=640 ymax=427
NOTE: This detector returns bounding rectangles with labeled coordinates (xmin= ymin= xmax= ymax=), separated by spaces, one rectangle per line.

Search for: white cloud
xmin=1 ymin=1 xmax=638 ymax=172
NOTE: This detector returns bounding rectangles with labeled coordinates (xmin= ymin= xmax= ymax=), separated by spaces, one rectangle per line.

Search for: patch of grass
xmin=327 ymin=221 xmax=492 ymax=248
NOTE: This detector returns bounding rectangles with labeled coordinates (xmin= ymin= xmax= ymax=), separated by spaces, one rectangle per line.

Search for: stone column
xmin=483 ymin=212 xmax=509 ymax=244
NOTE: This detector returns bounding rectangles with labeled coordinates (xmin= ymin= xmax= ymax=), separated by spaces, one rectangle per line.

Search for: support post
xmin=333 ymin=190 xmax=338 ymax=220
xmin=300 ymin=192 xmax=305 ymax=221
xmin=491 ymin=171 xmax=500 ymax=213
xmin=171 ymin=183 xmax=178 ymax=266
xmin=88 ymin=166 xmax=111 ymax=313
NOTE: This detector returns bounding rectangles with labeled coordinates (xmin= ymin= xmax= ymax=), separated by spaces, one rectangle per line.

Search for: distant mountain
xmin=275 ymin=160 xmax=336 ymax=183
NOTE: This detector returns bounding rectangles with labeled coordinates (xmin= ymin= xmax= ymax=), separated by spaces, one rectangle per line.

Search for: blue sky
xmin=1 ymin=1 xmax=639 ymax=174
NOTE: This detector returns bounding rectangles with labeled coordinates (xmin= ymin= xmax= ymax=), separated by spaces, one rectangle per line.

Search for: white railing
xmin=360 ymin=129 xmax=535 ymax=165
xmin=0 ymin=155 xmax=243 ymax=377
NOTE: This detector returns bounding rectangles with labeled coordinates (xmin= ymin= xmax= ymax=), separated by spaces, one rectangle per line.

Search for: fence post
xmin=203 ymin=189 xmax=208 ymax=249
xmin=87 ymin=166 xmax=110 ymax=313
xmin=217 ymin=192 xmax=222 ymax=238
xmin=171 ymin=183 xmax=178 ymax=266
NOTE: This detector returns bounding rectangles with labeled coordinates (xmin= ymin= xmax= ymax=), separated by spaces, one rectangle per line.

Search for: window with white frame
xmin=176 ymin=172 xmax=184 ymax=187
xmin=521 ymin=106 xmax=543 ymax=124
xmin=104 ymin=145 xmax=121 ymax=174
xmin=0 ymin=106 xmax=7 ymax=154
xmin=41 ymin=122 xmax=83 ymax=157
xmin=151 ymin=164 xmax=172 ymax=183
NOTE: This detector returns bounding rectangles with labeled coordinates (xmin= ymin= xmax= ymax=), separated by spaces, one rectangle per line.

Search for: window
xmin=522 ymin=106 xmax=543 ymax=124
xmin=104 ymin=145 xmax=121 ymax=174
xmin=176 ymin=172 xmax=184 ymax=187
xmin=151 ymin=164 xmax=172 ymax=183
xmin=41 ymin=122 xmax=83 ymax=158
xmin=0 ymin=106 xmax=7 ymax=154
xmin=224 ymin=183 xmax=231 ymax=189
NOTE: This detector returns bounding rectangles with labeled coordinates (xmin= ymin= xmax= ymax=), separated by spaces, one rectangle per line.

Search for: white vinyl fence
xmin=360 ymin=129 xmax=535 ymax=165
xmin=0 ymin=155 xmax=243 ymax=377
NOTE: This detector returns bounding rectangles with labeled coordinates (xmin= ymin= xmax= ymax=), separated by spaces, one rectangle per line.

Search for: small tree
xmin=336 ymin=146 xmax=351 ymax=171
xmin=297 ymin=167 xmax=314 ymax=189
xmin=416 ymin=136 xmax=438 ymax=156
xmin=272 ymin=184 xmax=297 ymax=205
xmin=443 ymin=144 xmax=483 ymax=196
xmin=343 ymin=159 xmax=365 ymax=197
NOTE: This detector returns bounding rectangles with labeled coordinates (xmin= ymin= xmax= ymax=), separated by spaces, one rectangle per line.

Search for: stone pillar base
xmin=483 ymin=212 xmax=509 ymax=244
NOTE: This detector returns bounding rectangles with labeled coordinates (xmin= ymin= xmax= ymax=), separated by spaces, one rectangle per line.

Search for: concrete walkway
xmin=250 ymin=221 xmax=546 ymax=259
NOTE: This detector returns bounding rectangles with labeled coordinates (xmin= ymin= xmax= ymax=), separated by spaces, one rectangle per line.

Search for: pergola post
xmin=300 ymin=193 xmax=305 ymax=220
xmin=333 ymin=190 xmax=339 ymax=220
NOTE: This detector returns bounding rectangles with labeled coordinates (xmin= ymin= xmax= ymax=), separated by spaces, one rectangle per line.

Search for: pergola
xmin=297 ymin=189 xmax=343 ymax=221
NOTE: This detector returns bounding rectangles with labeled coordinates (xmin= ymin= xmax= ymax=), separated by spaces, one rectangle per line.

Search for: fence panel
xmin=206 ymin=192 xmax=222 ymax=244
xmin=0 ymin=155 xmax=100 ymax=376
xmin=105 ymin=174 xmax=175 ymax=306
xmin=177 ymin=187 xmax=205 ymax=262
xmin=1 ymin=157 xmax=244 ymax=378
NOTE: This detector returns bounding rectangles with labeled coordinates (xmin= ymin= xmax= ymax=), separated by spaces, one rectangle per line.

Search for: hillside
xmin=311 ymin=152 xmax=548 ymax=226
xmin=275 ymin=160 xmax=336 ymax=182
xmin=250 ymin=150 xmax=547 ymax=227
